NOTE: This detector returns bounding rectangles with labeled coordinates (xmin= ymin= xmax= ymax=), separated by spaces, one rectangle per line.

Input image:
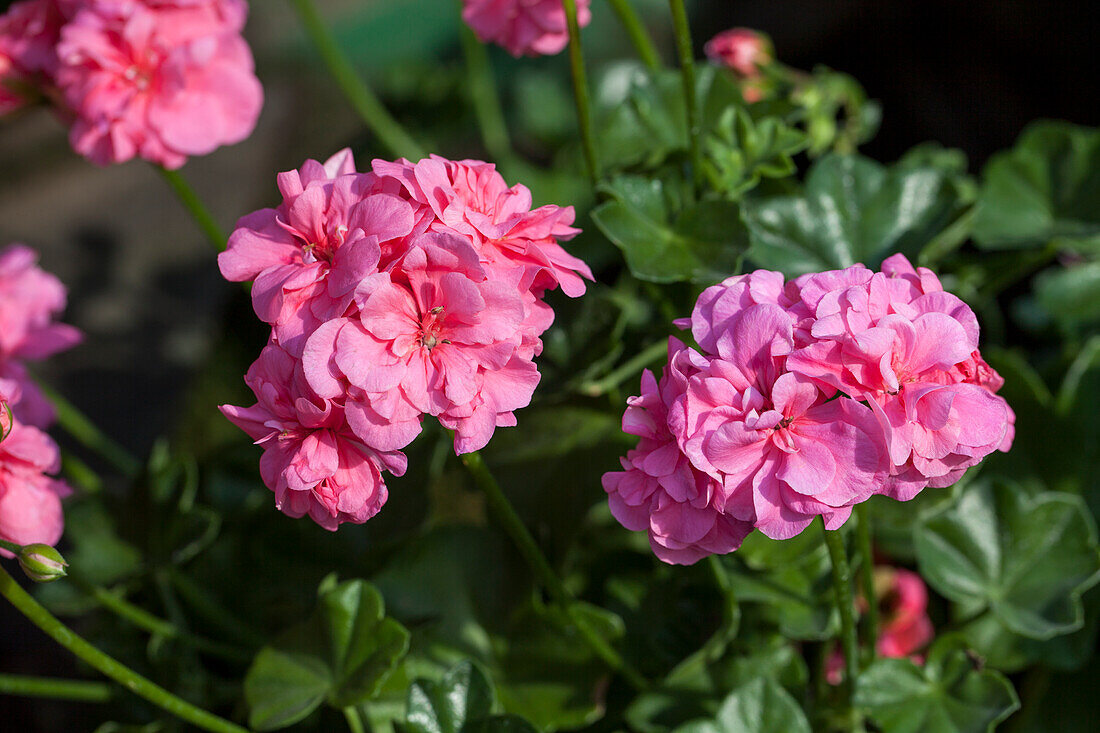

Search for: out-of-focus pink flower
xmin=219 ymin=149 xmax=417 ymax=356
xmin=219 ymin=343 xmax=406 ymax=530
xmin=372 ymin=155 xmax=592 ymax=298
xmin=705 ymin=28 xmax=773 ymax=78
xmin=0 ymin=416 xmax=69 ymax=556
xmin=0 ymin=244 xmax=82 ymax=428
xmin=602 ymin=339 xmax=753 ymax=565
xmin=0 ymin=0 xmax=74 ymax=79
xmin=55 ymin=0 xmax=262 ymax=168
xmin=461 ymin=0 xmax=590 ymax=58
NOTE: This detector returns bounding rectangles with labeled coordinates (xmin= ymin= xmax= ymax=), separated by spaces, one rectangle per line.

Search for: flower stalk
xmin=854 ymin=503 xmax=879 ymax=663
xmin=561 ymin=0 xmax=600 ymax=185
xmin=0 ymin=673 xmax=113 ymax=703
xmin=287 ymin=0 xmax=426 ymax=160
xmin=667 ymin=0 xmax=703 ymax=189
xmin=157 ymin=167 xmax=227 ymax=252
xmin=821 ymin=519 xmax=860 ymax=704
xmin=458 ymin=448 xmax=647 ymax=690
xmin=458 ymin=11 xmax=513 ymax=165
xmin=0 ymin=565 xmax=251 ymax=733
xmin=607 ymin=0 xmax=661 ymax=71
xmin=34 ymin=377 xmax=141 ymax=478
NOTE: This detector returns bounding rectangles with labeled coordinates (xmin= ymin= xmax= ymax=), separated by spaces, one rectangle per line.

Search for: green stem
xmin=562 ymin=0 xmax=600 ymax=185
xmin=579 ymin=339 xmax=669 ymax=397
xmin=0 ymin=566 xmax=251 ymax=733
xmin=288 ymin=0 xmax=426 ymax=160
xmin=344 ymin=706 xmax=368 ymax=733
xmin=156 ymin=167 xmax=227 ymax=251
xmin=61 ymin=450 xmax=104 ymax=493
xmin=607 ymin=0 xmax=661 ymax=71
xmin=821 ymin=519 xmax=859 ymax=703
xmin=0 ymin=538 xmax=22 ymax=555
xmin=0 ymin=673 xmax=113 ymax=703
xmin=458 ymin=449 xmax=647 ymax=690
xmin=34 ymin=379 xmax=141 ymax=478
xmin=667 ymin=0 xmax=703 ymax=190
xmin=854 ymin=504 xmax=879 ymax=664
xmin=458 ymin=9 xmax=512 ymax=165
xmin=72 ymin=578 xmax=252 ymax=663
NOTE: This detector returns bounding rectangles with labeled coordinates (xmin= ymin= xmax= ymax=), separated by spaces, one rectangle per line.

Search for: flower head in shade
xmin=54 ymin=0 xmax=262 ymax=168
xmin=372 ymin=155 xmax=592 ymax=297
xmin=0 ymin=416 xmax=70 ymax=555
xmin=460 ymin=0 xmax=590 ymax=58
xmin=704 ymin=28 xmax=773 ymax=78
xmin=219 ymin=343 xmax=406 ymax=530
xmin=602 ymin=338 xmax=753 ymax=565
xmin=0 ymin=244 xmax=82 ymax=428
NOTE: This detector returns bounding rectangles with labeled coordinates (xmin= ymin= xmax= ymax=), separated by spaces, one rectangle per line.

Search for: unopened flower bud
xmin=705 ymin=28 xmax=774 ymax=78
xmin=18 ymin=543 xmax=68 ymax=583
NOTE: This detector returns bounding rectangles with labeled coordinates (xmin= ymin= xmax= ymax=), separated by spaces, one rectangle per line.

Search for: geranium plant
xmin=0 ymin=1 xmax=1096 ymax=732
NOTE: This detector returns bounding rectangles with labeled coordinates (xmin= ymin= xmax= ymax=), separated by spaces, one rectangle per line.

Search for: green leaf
xmin=1034 ymin=260 xmax=1100 ymax=327
xmin=855 ymin=636 xmax=1019 ymax=733
xmin=743 ymin=153 xmax=966 ymax=275
xmin=673 ymin=677 xmax=811 ymax=733
xmin=972 ymin=121 xmax=1100 ymax=250
xmin=914 ymin=481 xmax=1100 ymax=640
xmin=404 ymin=661 xmax=539 ymax=733
xmin=593 ymin=175 xmax=747 ymax=284
xmin=703 ymin=107 xmax=808 ymax=200
xmin=244 ymin=578 xmax=410 ymax=730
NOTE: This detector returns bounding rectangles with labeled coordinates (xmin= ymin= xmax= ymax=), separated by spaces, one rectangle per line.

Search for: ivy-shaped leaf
xmin=743 ymin=153 xmax=965 ymax=275
xmin=854 ymin=636 xmax=1020 ymax=733
xmin=914 ymin=481 xmax=1100 ymax=640
xmin=672 ymin=677 xmax=811 ymax=733
xmin=244 ymin=577 xmax=410 ymax=730
xmin=592 ymin=175 xmax=747 ymax=284
xmin=404 ymin=661 xmax=538 ymax=733
xmin=703 ymin=107 xmax=808 ymax=200
xmin=972 ymin=121 xmax=1100 ymax=251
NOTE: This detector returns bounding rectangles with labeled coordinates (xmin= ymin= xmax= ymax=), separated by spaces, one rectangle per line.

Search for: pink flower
xmin=0 ymin=244 xmax=82 ymax=428
xmin=0 ymin=416 xmax=70 ymax=556
xmin=461 ymin=0 xmax=591 ymax=58
xmin=219 ymin=149 xmax=417 ymax=356
xmin=602 ymin=338 xmax=753 ymax=565
xmin=302 ymin=234 xmax=544 ymax=455
xmin=55 ymin=0 xmax=262 ymax=168
xmin=219 ymin=343 xmax=406 ymax=530
xmin=0 ymin=0 xmax=74 ymax=79
xmin=679 ymin=303 xmax=888 ymax=539
xmin=372 ymin=155 xmax=592 ymax=298
xmin=704 ymin=28 xmax=773 ymax=78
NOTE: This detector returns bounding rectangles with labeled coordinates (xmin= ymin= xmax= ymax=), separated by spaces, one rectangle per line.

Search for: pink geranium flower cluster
xmin=604 ymin=255 xmax=1013 ymax=564
xmin=0 ymin=244 xmax=77 ymax=555
xmin=461 ymin=0 xmax=590 ymax=58
xmin=0 ymin=0 xmax=262 ymax=168
xmin=219 ymin=150 xmax=591 ymax=530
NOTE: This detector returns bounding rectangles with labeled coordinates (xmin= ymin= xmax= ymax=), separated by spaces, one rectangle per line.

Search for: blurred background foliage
xmin=0 ymin=0 xmax=1097 ymax=731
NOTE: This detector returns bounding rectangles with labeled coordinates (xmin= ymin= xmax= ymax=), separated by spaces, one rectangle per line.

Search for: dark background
xmin=0 ymin=0 xmax=1095 ymax=729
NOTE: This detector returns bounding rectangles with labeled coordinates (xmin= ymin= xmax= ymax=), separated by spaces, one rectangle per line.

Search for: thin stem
xmin=61 ymin=450 xmax=104 ymax=493
xmin=458 ymin=10 xmax=512 ymax=164
xmin=156 ymin=167 xmax=227 ymax=251
xmin=0 ymin=538 xmax=22 ymax=555
xmin=167 ymin=567 xmax=268 ymax=648
xmin=0 ymin=673 xmax=113 ymax=703
xmin=607 ymin=0 xmax=661 ymax=71
xmin=288 ymin=0 xmax=425 ymax=160
xmin=821 ymin=518 xmax=859 ymax=704
xmin=0 ymin=565 xmax=251 ymax=733
xmin=579 ymin=339 xmax=668 ymax=396
xmin=458 ymin=449 xmax=647 ymax=690
xmin=561 ymin=0 xmax=599 ymax=185
xmin=72 ymin=577 xmax=252 ymax=663
xmin=34 ymin=378 xmax=141 ymax=478
xmin=667 ymin=0 xmax=703 ymax=190
xmin=854 ymin=504 xmax=879 ymax=664
xmin=344 ymin=706 xmax=367 ymax=733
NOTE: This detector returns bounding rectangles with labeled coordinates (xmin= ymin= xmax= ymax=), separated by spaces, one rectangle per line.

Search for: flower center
xmin=418 ymin=306 xmax=448 ymax=351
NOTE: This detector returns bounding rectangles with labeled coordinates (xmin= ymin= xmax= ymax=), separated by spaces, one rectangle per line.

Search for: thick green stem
xmin=156 ymin=167 xmax=227 ymax=251
xmin=0 ymin=565 xmax=251 ymax=733
xmin=607 ymin=0 xmax=661 ymax=71
xmin=458 ymin=10 xmax=512 ymax=165
xmin=288 ymin=0 xmax=425 ymax=160
xmin=458 ymin=449 xmax=647 ymax=690
xmin=579 ymin=339 xmax=669 ymax=397
xmin=344 ymin=706 xmax=367 ymax=733
xmin=72 ymin=578 xmax=252 ymax=663
xmin=0 ymin=673 xmax=113 ymax=703
xmin=34 ymin=378 xmax=141 ymax=478
xmin=561 ymin=0 xmax=599 ymax=185
xmin=667 ymin=0 xmax=703 ymax=190
xmin=854 ymin=504 xmax=879 ymax=664
xmin=821 ymin=519 xmax=859 ymax=703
